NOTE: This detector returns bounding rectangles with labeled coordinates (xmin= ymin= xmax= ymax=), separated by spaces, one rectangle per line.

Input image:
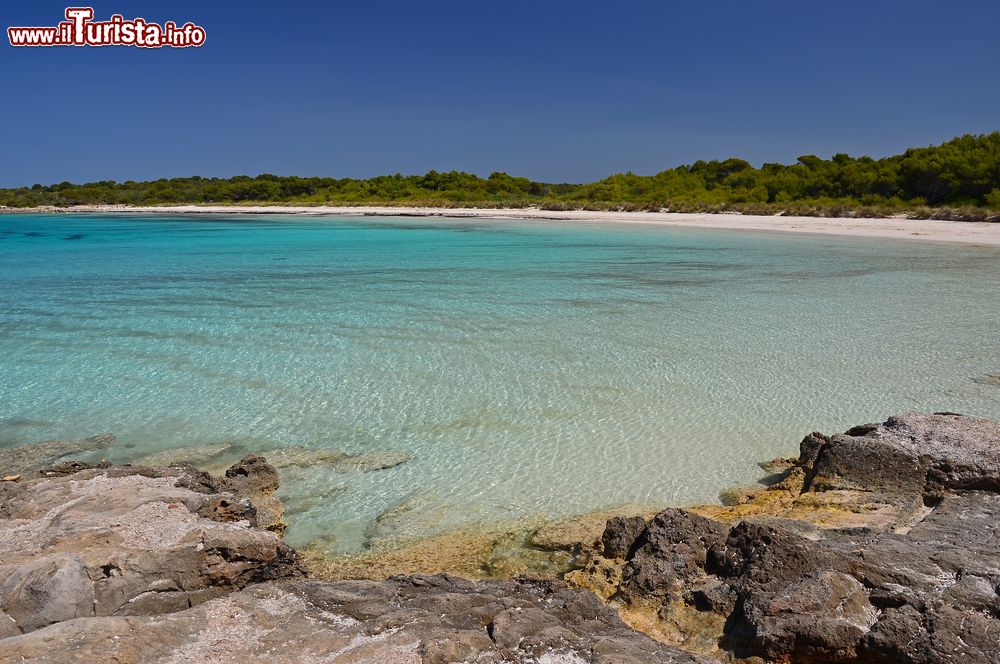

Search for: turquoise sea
xmin=1 ymin=214 xmax=999 ymax=552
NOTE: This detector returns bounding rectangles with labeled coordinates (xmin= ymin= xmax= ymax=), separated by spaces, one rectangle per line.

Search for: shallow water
xmin=1 ymin=214 xmax=998 ymax=551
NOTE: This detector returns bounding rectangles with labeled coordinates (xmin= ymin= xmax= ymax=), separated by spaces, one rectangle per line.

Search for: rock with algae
xmin=309 ymin=506 xmax=657 ymax=583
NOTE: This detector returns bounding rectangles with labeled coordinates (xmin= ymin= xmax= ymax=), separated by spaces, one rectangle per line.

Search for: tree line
xmin=2 ymin=133 xmax=998 ymax=220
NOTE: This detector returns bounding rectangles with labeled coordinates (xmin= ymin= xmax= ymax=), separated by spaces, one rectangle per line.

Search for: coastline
xmin=4 ymin=412 xmax=1000 ymax=663
xmin=3 ymin=203 xmax=1000 ymax=245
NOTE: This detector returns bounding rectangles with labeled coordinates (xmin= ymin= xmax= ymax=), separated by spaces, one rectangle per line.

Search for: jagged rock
xmin=705 ymin=521 xmax=849 ymax=591
xmin=570 ymin=413 xmax=1000 ymax=663
xmin=0 ymin=463 xmax=302 ymax=638
xmin=222 ymin=454 xmax=279 ymax=494
xmin=602 ymin=515 xmax=647 ymax=558
xmin=6 ymin=412 xmax=1000 ymax=664
xmin=0 ymin=434 xmax=116 ymax=477
xmin=620 ymin=510 xmax=728 ymax=600
xmin=0 ymin=577 xmax=710 ymax=664
xmin=805 ymin=412 xmax=1000 ymax=495
xmin=742 ymin=571 xmax=877 ymax=661
xmin=797 ymin=431 xmax=829 ymax=469
xmin=217 ymin=454 xmax=285 ymax=533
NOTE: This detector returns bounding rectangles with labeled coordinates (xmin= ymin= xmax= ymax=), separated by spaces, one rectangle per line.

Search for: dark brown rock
xmin=797 ymin=431 xmax=829 ymax=469
xmin=806 ymin=412 xmax=1000 ymax=495
xmin=222 ymin=454 xmax=279 ymax=494
xmin=620 ymin=509 xmax=728 ymax=600
xmin=576 ymin=413 xmax=1000 ymax=663
xmin=602 ymin=515 xmax=647 ymax=558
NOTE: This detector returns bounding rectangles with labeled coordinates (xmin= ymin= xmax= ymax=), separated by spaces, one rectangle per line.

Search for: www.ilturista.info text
xmin=7 ymin=8 xmax=206 ymax=48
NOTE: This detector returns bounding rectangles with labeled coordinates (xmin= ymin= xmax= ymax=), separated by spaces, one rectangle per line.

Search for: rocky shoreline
xmin=2 ymin=412 xmax=999 ymax=662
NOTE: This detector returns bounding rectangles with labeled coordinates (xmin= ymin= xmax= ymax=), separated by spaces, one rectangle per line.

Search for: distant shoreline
xmin=4 ymin=204 xmax=1000 ymax=246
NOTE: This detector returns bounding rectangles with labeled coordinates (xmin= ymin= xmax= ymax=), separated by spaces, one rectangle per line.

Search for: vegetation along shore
xmin=2 ymin=133 xmax=999 ymax=222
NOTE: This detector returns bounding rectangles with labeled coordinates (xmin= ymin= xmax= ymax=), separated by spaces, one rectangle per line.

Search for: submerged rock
xmin=263 ymin=446 xmax=412 ymax=472
xmin=364 ymin=490 xmax=449 ymax=547
xmin=128 ymin=442 xmax=411 ymax=476
xmin=310 ymin=507 xmax=637 ymax=583
xmin=0 ymin=434 xmax=116 ymax=477
xmin=346 ymin=449 xmax=412 ymax=471
xmin=128 ymin=443 xmax=234 ymax=470
xmin=972 ymin=373 xmax=1000 ymax=386
xmin=258 ymin=445 xmax=348 ymax=469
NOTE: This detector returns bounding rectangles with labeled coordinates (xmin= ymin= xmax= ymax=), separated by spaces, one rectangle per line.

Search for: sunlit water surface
xmin=1 ymin=214 xmax=998 ymax=551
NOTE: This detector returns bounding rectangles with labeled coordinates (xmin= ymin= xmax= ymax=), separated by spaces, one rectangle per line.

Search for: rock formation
xmin=569 ymin=412 xmax=1000 ymax=663
xmin=3 ymin=412 xmax=1000 ymax=663
xmin=0 ymin=446 xmax=698 ymax=663
xmin=0 ymin=576 xmax=710 ymax=664
xmin=0 ymin=433 xmax=116 ymax=478
xmin=0 ymin=459 xmax=302 ymax=638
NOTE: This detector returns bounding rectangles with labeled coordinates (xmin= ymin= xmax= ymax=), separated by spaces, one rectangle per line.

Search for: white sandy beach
xmin=6 ymin=204 xmax=1000 ymax=246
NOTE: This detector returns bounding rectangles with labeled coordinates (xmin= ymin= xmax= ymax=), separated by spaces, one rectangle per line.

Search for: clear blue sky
xmin=2 ymin=1 xmax=998 ymax=187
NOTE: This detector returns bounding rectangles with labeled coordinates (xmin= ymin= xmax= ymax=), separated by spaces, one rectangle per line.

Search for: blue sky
xmin=2 ymin=1 xmax=998 ymax=186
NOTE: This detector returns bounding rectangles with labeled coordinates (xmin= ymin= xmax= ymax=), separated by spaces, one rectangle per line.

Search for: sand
xmin=5 ymin=204 xmax=1000 ymax=246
